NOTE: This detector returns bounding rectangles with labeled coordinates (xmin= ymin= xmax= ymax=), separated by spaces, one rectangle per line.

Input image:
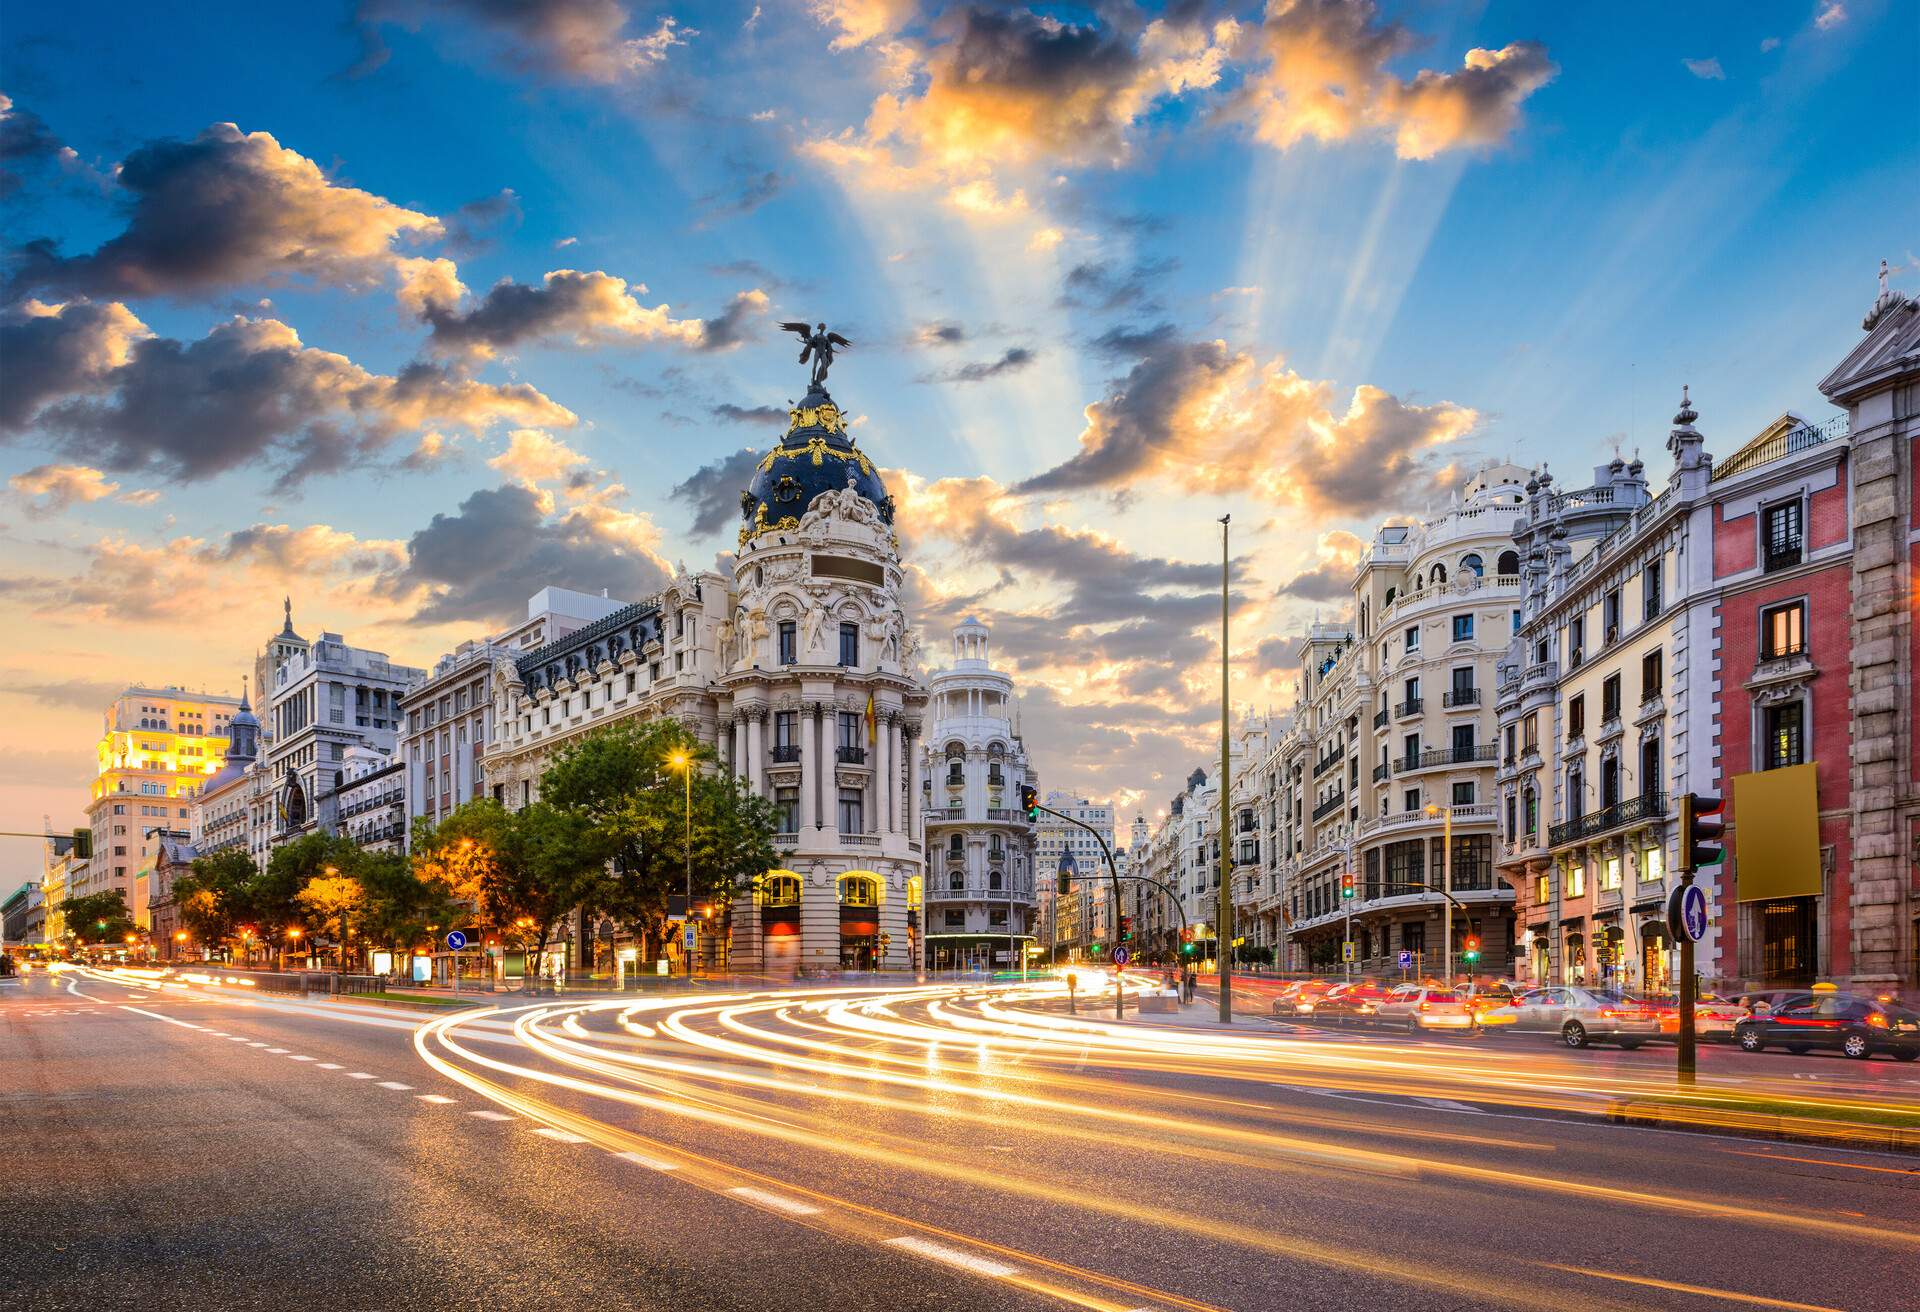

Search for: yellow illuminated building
xmin=84 ymin=686 xmax=242 ymax=930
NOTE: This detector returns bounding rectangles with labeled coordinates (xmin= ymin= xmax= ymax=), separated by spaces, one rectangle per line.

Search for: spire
xmin=281 ymin=596 xmax=295 ymax=636
xmin=239 ymin=673 xmax=251 ymax=712
xmin=1667 ymin=384 xmax=1710 ymax=480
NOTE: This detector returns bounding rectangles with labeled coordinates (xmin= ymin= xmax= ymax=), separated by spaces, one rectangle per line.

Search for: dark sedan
xmin=1733 ymin=993 xmax=1920 ymax=1060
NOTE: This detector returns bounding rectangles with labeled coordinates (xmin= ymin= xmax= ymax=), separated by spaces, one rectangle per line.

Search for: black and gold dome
xmin=738 ymin=386 xmax=894 ymax=548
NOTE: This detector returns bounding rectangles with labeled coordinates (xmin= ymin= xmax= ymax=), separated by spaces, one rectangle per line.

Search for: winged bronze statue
xmin=780 ymin=321 xmax=852 ymax=389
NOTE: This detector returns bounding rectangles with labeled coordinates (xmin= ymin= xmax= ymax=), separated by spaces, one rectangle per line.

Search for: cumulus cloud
xmin=1014 ymin=330 xmax=1476 ymax=517
xmin=9 ymin=463 xmax=119 ymax=514
xmin=0 ymin=93 xmax=72 ymax=197
xmin=356 ymin=1 xmax=693 ymax=84
xmin=486 ymin=428 xmax=590 ymax=486
xmin=1232 ymin=0 xmax=1557 ymax=160
xmin=712 ymin=402 xmax=787 ymax=424
xmin=671 ymin=446 xmax=763 ymax=536
xmin=407 ymin=266 xmax=761 ymax=359
xmin=6 ymin=123 xmax=440 ymax=300
xmin=804 ymin=5 xmax=1237 ymax=199
xmin=385 ymin=483 xmax=671 ymax=624
xmin=1814 ymin=2 xmax=1846 ymax=32
xmin=1275 ymin=530 xmax=1365 ymax=600
xmin=2 ymin=301 xmax=575 ymax=489
xmin=810 ymin=0 xmax=916 ymax=50
xmin=917 ymin=346 xmax=1036 ymax=383
xmin=1683 ymin=57 xmax=1726 ymax=80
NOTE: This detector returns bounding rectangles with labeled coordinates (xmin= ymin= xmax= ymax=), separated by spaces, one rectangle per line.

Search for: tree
xmin=296 ymin=874 xmax=366 ymax=969
xmin=174 ymin=849 xmax=257 ymax=948
xmin=62 ymin=890 xmax=134 ymax=946
xmin=540 ymin=718 xmax=785 ymax=946
xmin=357 ymin=849 xmax=459 ymax=958
xmin=413 ymin=800 xmax=607 ymax=988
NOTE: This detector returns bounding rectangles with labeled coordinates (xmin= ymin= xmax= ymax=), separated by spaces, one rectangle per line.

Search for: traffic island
xmin=1606 ymin=1092 xmax=1920 ymax=1154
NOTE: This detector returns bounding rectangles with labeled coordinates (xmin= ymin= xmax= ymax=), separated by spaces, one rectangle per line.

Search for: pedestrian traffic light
xmin=1339 ymin=872 xmax=1355 ymax=900
xmin=1019 ymin=784 xmax=1040 ymax=822
xmin=1119 ymin=915 xmax=1133 ymax=941
xmin=1463 ymin=935 xmax=1481 ymax=965
xmin=1678 ymin=792 xmax=1726 ymax=876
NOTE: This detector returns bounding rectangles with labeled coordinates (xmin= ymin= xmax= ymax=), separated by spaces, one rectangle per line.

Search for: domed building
xmin=482 ymin=379 xmax=930 ymax=977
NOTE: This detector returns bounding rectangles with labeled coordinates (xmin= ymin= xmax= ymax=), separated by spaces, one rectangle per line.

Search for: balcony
xmin=1311 ymin=791 xmax=1346 ymax=822
xmin=1548 ymin=791 xmax=1668 ymax=847
xmin=1395 ymin=744 xmax=1497 ymax=772
xmin=1764 ymin=543 xmax=1803 ymax=573
xmin=1395 ymin=697 xmax=1424 ymax=719
xmin=771 ymin=745 xmax=801 ymax=764
xmin=1312 ymin=749 xmax=1344 ymax=779
xmin=836 ymin=746 xmax=867 ymax=764
xmin=1442 ymin=687 xmax=1480 ymax=708
xmin=1373 ymin=709 xmax=1388 ymax=729
xmin=1372 ymin=762 xmax=1390 ymax=783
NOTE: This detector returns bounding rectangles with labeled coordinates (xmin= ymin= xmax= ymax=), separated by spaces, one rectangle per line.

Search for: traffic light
xmin=1058 ymin=870 xmax=1072 ymax=895
xmin=1119 ymin=915 xmax=1133 ymax=941
xmin=1339 ymin=872 xmax=1355 ymax=900
xmin=1678 ymin=792 xmax=1726 ymax=876
xmin=1089 ymin=943 xmax=1103 ymax=955
xmin=1181 ymin=941 xmax=1196 ymax=956
xmin=71 ymin=828 xmax=92 ymax=860
xmin=1462 ymin=935 xmax=1481 ymax=965
xmin=1019 ymin=784 xmax=1040 ymax=822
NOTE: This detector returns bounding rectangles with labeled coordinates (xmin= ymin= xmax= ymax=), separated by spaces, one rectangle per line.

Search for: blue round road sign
xmin=1679 ymin=885 xmax=1708 ymax=942
xmin=445 ymin=930 xmax=468 ymax=950
xmin=1112 ymin=947 xmax=1131 ymax=966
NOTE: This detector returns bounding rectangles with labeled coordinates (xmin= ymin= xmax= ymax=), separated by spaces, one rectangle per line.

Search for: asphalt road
xmin=5 ymin=967 xmax=1917 ymax=1312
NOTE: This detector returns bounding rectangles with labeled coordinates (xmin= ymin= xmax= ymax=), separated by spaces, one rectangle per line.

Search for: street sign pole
xmin=1218 ymin=513 xmax=1233 ymax=1026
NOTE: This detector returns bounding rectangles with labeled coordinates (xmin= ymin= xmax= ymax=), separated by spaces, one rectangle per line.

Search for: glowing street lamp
xmin=667 ymin=748 xmax=693 ymax=980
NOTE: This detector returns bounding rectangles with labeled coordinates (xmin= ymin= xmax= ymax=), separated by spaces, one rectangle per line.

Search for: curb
xmin=1606 ymin=1098 xmax=1920 ymax=1155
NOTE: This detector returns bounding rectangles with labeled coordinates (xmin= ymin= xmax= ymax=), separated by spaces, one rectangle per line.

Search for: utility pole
xmin=1218 ymin=514 xmax=1233 ymax=1025
xmin=1674 ymin=792 xmax=1724 ymax=1087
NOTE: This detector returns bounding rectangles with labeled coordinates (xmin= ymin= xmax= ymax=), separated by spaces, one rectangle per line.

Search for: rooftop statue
xmin=780 ymin=321 xmax=851 ymax=389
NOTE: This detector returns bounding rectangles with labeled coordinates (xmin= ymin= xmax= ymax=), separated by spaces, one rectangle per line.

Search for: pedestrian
xmin=1182 ymin=965 xmax=1196 ymax=1003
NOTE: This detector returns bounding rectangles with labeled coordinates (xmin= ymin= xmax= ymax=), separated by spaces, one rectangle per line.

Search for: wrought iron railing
xmin=1548 ymin=791 xmax=1668 ymax=846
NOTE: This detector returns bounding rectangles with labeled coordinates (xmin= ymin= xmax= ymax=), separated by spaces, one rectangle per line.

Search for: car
xmin=1733 ymin=989 xmax=1814 ymax=1016
xmin=1644 ymin=992 xmax=1746 ymax=1041
xmin=1452 ymin=980 xmax=1521 ymax=1027
xmin=1510 ymin=987 xmax=1660 ymax=1048
xmin=1377 ymin=983 xmax=1476 ymax=1032
xmin=1271 ymin=978 xmax=1340 ymax=1017
xmin=1733 ymin=993 xmax=1920 ymax=1060
xmin=1313 ymin=981 xmax=1394 ymax=1023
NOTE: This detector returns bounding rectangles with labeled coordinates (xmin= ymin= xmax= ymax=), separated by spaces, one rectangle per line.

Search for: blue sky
xmin=2 ymin=0 xmax=1913 ymax=889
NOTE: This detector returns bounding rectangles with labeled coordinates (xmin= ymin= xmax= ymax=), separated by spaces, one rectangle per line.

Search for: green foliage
xmin=174 ymin=848 xmax=257 ymax=944
xmin=357 ymin=849 xmax=459 ymax=950
xmin=412 ymin=799 xmax=607 ymax=963
xmin=62 ymin=890 xmax=134 ymax=945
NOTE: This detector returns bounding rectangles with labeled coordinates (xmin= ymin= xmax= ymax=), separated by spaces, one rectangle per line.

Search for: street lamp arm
xmin=1036 ymin=801 xmax=1131 ymax=1018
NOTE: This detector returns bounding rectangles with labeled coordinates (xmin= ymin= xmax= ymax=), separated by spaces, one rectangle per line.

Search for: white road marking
xmin=1416 ymin=1097 xmax=1480 ymax=1112
xmin=347 ymin=1072 xmax=376 ymax=1080
xmin=613 ymin=1150 xmax=679 ymax=1171
xmin=376 ymin=1080 xmax=412 ymax=1090
xmin=247 ymin=1042 xmax=270 ymax=1048
xmin=264 ymin=1047 xmax=288 ymax=1053
xmin=884 ymin=1236 xmax=1019 ymax=1278
xmin=728 ymin=1187 xmax=822 ymax=1215
xmin=317 ymin=1063 xmax=343 ymax=1070
xmin=468 ymin=1110 xmax=513 ymax=1121
xmin=416 ymin=1094 xmax=456 ymax=1104
xmin=534 ymin=1128 xmax=588 ymax=1143
xmin=288 ymin=1055 xmax=315 ymax=1062
xmin=225 ymin=1035 xmax=249 ymax=1042
xmin=117 ymin=1006 xmax=202 ymax=1031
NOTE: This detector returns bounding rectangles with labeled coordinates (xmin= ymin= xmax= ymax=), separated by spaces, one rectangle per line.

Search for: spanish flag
xmin=865 ymin=691 xmax=877 ymax=746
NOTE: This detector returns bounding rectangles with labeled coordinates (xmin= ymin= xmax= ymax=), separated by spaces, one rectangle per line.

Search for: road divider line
xmin=289 ymin=1055 xmax=315 ymax=1062
xmin=1540 ymin=1263 xmax=1845 ymax=1312
xmin=469 ymin=1110 xmax=513 ymax=1121
xmin=534 ymin=1127 xmax=587 ymax=1143
xmin=613 ymin=1150 xmax=679 ymax=1171
xmin=884 ymin=1236 xmax=1018 ymax=1278
xmin=347 ymin=1072 xmax=376 ymax=1079
xmin=376 ymin=1080 xmax=412 ymax=1090
xmin=417 ymin=1094 xmax=456 ymax=1104
xmin=117 ymin=1006 xmax=203 ymax=1031
xmin=265 ymin=1047 xmax=288 ymax=1053
xmin=317 ymin=1063 xmax=343 ymax=1070
xmin=728 ymin=1186 xmax=822 ymax=1215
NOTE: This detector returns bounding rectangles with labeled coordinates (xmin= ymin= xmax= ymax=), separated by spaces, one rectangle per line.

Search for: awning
xmin=840 ymin=920 xmax=878 ymax=937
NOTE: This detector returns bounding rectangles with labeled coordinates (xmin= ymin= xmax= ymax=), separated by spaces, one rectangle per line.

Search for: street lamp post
xmin=1217 ymin=513 xmax=1233 ymax=1025
xmin=668 ymin=750 xmax=693 ymax=981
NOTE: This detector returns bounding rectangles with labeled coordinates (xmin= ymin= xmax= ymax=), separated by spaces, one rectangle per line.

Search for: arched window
xmin=761 ymin=873 xmax=801 ymax=907
xmin=1460 ymin=553 xmax=1483 ymax=577
xmin=1414 ymin=573 xmax=1424 ymax=591
xmin=947 ymin=760 xmax=964 ymax=785
xmin=1497 ymin=549 xmax=1520 ymax=576
xmin=906 ymin=876 xmax=922 ymax=910
xmin=839 ymin=874 xmax=880 ymax=907
xmin=1432 ymin=563 xmax=1447 ymax=585
xmin=1384 ymin=586 xmax=1396 ymax=606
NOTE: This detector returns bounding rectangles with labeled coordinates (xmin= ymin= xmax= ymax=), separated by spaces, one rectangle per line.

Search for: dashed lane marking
xmin=883 ymin=1236 xmax=1019 ymax=1278
xmin=728 ymin=1187 xmax=822 ymax=1215
xmin=247 ymin=1042 xmax=270 ymax=1048
xmin=468 ymin=1110 xmax=513 ymax=1121
xmin=613 ymin=1150 xmax=679 ymax=1171
xmin=417 ymin=1094 xmax=456 ymax=1104
xmin=265 ymin=1047 xmax=289 ymax=1053
xmin=317 ymin=1063 xmax=343 ymax=1070
xmin=376 ymin=1081 xmax=412 ymax=1090
xmin=288 ymin=1055 xmax=315 ymax=1062
xmin=347 ymin=1072 xmax=376 ymax=1080
xmin=534 ymin=1128 xmax=588 ymax=1143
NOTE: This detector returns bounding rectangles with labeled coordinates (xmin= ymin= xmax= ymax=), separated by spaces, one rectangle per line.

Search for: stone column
xmin=874 ymin=710 xmax=891 ymax=835
xmin=746 ymin=710 xmax=764 ymax=797
xmin=798 ymin=705 xmax=818 ymax=832
xmin=904 ymin=723 xmax=922 ymax=846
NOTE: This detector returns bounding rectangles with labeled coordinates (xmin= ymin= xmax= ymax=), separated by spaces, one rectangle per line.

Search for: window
xmin=774 ymin=787 xmax=799 ymax=833
xmin=1503 ymin=724 xmax=1516 ymax=762
xmin=1404 ymin=625 xmax=1420 ymax=652
xmin=1523 ymin=788 xmax=1537 ymax=837
xmin=1566 ymin=863 xmax=1586 ymax=898
xmin=839 ymin=621 xmax=859 ymax=667
xmin=1402 ymin=787 xmax=1421 ymax=812
xmin=838 ymin=711 xmax=863 ymax=750
xmin=989 ymin=908 xmax=1008 ymax=926
xmin=1535 ymin=871 xmax=1551 ymax=904
xmin=1460 ymin=553 xmax=1483 ymax=577
xmin=774 ymin=711 xmax=796 ymax=751
xmin=839 ymin=873 xmax=879 ymax=906
xmin=1601 ymin=856 xmax=1621 ymax=891
xmin=948 ymin=833 xmax=963 ymax=856
xmin=1511 ymin=608 xmax=1523 ymax=634
xmin=1568 ymin=694 xmax=1586 ymax=740
xmin=1569 ymin=615 xmax=1585 ymax=666
xmin=948 ymin=872 xmax=964 ymax=891
xmin=1567 ymin=766 xmax=1584 ymax=819
xmin=1505 ymin=793 xmax=1517 ymax=842
xmin=1764 ymin=702 xmax=1805 ymax=769
xmin=943 ymin=909 xmax=965 ymax=927
xmin=1451 ymin=781 xmax=1475 ymax=806
xmin=1452 ymin=613 xmax=1474 ymax=642
xmin=1522 ymin=713 xmax=1539 ymax=753
xmin=1643 ymin=563 xmax=1663 ymax=620
xmin=1604 ymin=589 xmax=1622 ymax=642
xmin=946 ymin=758 xmax=963 ymax=785
xmin=1600 ymin=756 xmax=1620 ymax=810
xmin=1764 ymin=501 xmax=1803 ymax=571
xmin=1761 ymin=601 xmax=1806 ymax=659
xmin=1601 ymin=673 xmax=1622 ymax=722
xmin=837 ymin=787 xmax=865 ymax=834
xmin=1641 ymin=649 xmax=1663 ymax=700
xmin=1641 ymin=736 xmax=1663 ymax=796
xmin=778 ymin=620 xmax=798 ymax=665
xmin=1641 ymin=846 xmax=1664 ymax=884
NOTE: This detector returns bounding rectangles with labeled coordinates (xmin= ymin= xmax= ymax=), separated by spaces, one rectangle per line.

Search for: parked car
xmin=1313 ymin=981 xmax=1394 ymax=1023
xmin=1510 ymin=987 xmax=1660 ymax=1048
xmin=1453 ymin=980 xmax=1520 ymax=1027
xmin=1733 ymin=993 xmax=1920 ymax=1060
xmin=1377 ymin=983 xmax=1476 ymax=1032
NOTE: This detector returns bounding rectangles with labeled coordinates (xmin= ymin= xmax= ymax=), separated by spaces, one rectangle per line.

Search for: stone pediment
xmin=1820 ymin=296 xmax=1918 ymax=406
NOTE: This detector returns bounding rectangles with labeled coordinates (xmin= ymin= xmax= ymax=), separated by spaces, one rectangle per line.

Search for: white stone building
xmin=1036 ymin=792 xmax=1118 ymax=962
xmin=481 ymin=381 xmax=930 ymax=975
xmin=918 ymin=618 xmax=1038 ymax=972
xmin=266 ymin=627 xmax=422 ymax=843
